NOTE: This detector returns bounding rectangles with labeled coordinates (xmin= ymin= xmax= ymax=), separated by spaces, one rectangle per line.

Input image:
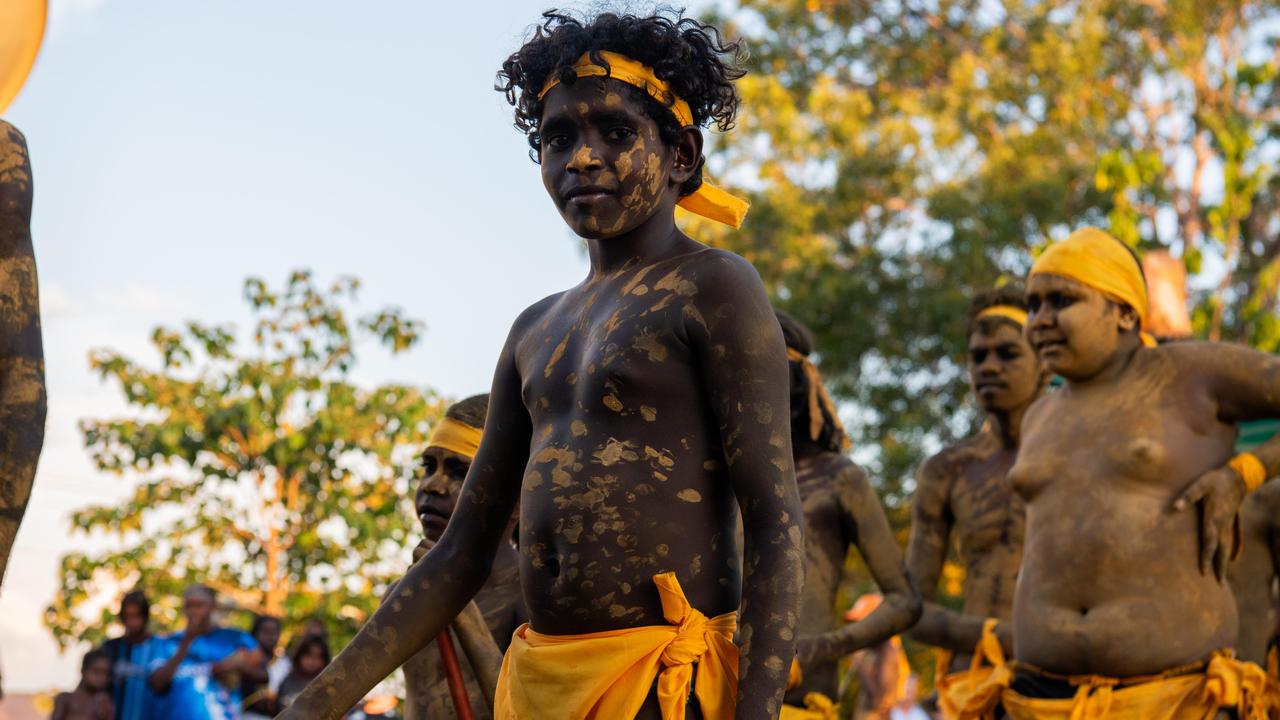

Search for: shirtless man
xmin=775 ymin=311 xmax=920 ymax=708
xmin=399 ymin=394 xmax=524 ymax=720
xmin=1230 ymin=476 xmax=1280 ymax=666
xmin=906 ymin=285 xmax=1044 ymax=669
xmin=280 ymin=10 xmax=803 ymax=719
xmin=0 ymin=120 xmax=46 ymax=587
xmin=958 ymin=227 xmax=1280 ymax=718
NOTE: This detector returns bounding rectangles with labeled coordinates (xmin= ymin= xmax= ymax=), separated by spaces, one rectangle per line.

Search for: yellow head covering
xmin=426 ymin=417 xmax=482 ymax=459
xmin=975 ymin=305 xmax=1028 ymax=328
xmin=1029 ymin=227 xmax=1157 ymax=347
xmin=538 ymin=50 xmax=750 ymax=229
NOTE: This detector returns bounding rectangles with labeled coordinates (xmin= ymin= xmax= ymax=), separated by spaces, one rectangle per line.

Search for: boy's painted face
xmin=1026 ymin=274 xmax=1135 ymax=379
xmin=416 ymin=446 xmax=472 ymax=542
xmin=539 ymin=77 xmax=681 ymax=239
xmin=967 ymin=321 xmax=1043 ymax=414
xmin=84 ymin=658 xmax=111 ymax=692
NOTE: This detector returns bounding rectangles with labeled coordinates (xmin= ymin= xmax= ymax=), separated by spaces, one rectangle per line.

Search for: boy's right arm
xmin=279 ymin=328 xmax=531 ymax=720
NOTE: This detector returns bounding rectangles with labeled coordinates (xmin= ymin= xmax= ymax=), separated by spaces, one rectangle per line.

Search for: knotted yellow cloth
xmin=1029 ymin=227 xmax=1157 ymax=347
xmin=786 ymin=347 xmax=850 ymax=451
xmin=426 ymin=417 xmax=483 ymax=459
xmin=942 ymin=622 xmax=1280 ymax=720
xmin=493 ymin=572 xmax=738 ymax=719
xmin=538 ymin=50 xmax=750 ymax=229
xmin=0 ymin=0 xmax=44 ymax=114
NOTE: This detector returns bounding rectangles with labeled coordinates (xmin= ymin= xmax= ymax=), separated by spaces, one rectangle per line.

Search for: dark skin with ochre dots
xmin=906 ymin=318 xmax=1046 ymax=665
xmin=279 ymin=76 xmax=803 ymax=720
xmin=1011 ymin=272 xmax=1280 ymax=676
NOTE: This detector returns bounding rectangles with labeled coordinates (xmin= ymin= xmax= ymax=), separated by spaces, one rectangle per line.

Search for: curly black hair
xmin=496 ymin=9 xmax=745 ymax=196
xmin=967 ymin=283 xmax=1028 ymax=335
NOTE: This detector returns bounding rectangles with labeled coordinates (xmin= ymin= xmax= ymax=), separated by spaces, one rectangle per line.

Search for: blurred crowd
xmin=43 ymin=584 xmax=393 ymax=720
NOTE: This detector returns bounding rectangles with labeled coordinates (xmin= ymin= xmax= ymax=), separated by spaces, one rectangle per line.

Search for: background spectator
xmin=100 ymin=589 xmax=160 ymax=720
xmin=51 ymin=650 xmax=112 ymax=720
xmin=276 ymin=635 xmax=330 ymax=710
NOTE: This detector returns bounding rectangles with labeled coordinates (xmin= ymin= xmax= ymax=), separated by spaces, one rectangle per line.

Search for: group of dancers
xmin=265 ymin=8 xmax=1280 ymax=720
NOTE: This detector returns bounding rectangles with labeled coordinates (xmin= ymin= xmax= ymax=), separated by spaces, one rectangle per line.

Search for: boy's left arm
xmin=689 ymin=252 xmax=803 ymax=720
xmin=1173 ymin=343 xmax=1280 ymax=580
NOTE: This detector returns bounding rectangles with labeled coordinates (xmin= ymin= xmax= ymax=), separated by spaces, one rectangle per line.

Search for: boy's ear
xmin=669 ymin=126 xmax=703 ymax=187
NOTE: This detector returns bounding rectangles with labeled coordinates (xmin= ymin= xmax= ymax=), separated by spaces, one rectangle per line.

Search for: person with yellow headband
xmin=902 ymin=284 xmax=1047 ymax=718
xmin=946 ymin=226 xmax=1280 ymax=719
xmin=393 ymin=394 xmax=525 ymax=720
xmin=771 ymin=311 xmax=920 ymax=720
xmin=279 ymin=10 xmax=803 ymax=720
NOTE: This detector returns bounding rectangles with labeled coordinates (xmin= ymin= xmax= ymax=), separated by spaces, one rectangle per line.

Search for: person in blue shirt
xmin=100 ymin=589 xmax=162 ymax=720
xmin=149 ymin=584 xmax=263 ymax=720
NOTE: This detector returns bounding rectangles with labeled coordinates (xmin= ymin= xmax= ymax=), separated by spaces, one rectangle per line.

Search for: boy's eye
xmin=998 ymin=347 xmax=1020 ymax=361
xmin=971 ymin=350 xmax=987 ymax=365
xmin=423 ymin=457 xmax=438 ymax=475
xmin=543 ymin=133 xmax=571 ymax=150
xmin=605 ymin=127 xmax=636 ymax=143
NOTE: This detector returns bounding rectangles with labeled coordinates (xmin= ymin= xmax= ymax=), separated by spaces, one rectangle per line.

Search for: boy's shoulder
xmin=921 ymin=432 xmax=995 ymax=481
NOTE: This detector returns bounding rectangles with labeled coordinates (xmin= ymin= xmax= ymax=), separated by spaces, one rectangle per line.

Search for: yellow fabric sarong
xmin=943 ymin=623 xmax=1280 ymax=720
xmin=779 ymin=692 xmax=839 ymax=719
xmin=493 ymin=572 xmax=738 ymax=720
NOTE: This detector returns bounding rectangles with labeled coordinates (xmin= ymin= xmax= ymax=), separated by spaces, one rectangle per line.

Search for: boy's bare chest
xmin=1011 ymin=386 xmax=1230 ymax=500
xmin=950 ymin=450 xmax=1024 ymax=551
xmin=517 ymin=284 xmax=696 ymax=416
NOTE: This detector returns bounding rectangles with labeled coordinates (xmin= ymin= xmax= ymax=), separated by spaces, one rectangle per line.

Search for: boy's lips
xmin=563 ymin=184 xmax=615 ymax=204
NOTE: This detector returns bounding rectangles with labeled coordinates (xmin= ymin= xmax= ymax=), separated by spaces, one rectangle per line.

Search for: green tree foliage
xmin=698 ymin=0 xmax=1280 ymax=504
xmin=46 ymin=271 xmax=443 ymax=649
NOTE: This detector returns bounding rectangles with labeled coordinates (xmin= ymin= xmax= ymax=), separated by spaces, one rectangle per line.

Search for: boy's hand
xmin=1173 ymin=464 xmax=1245 ymax=582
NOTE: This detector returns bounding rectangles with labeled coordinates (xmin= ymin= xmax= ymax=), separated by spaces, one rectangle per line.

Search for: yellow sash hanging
xmin=786 ymin=348 xmax=851 ymax=451
xmin=493 ymin=572 xmax=738 ymax=719
xmin=538 ymin=50 xmax=750 ymax=229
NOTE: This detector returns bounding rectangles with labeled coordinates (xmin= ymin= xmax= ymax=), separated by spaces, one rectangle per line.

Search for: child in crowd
xmin=51 ymin=649 xmax=113 ymax=720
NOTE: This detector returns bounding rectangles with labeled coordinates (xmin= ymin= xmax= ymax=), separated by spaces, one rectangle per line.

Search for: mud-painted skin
xmin=279 ymin=76 xmax=804 ymax=720
xmin=906 ymin=321 xmax=1044 ymax=667
xmin=786 ymin=446 xmax=920 ymax=704
xmin=0 ymin=121 xmax=46 ymax=587
xmin=1011 ymin=273 xmax=1280 ymax=675
xmin=402 ymin=446 xmax=523 ymax=720
xmin=1229 ymin=478 xmax=1280 ymax=664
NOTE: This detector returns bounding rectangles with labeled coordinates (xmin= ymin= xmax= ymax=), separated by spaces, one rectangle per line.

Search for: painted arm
xmin=795 ymin=464 xmax=920 ymax=667
xmin=0 ymin=121 xmax=45 ymax=588
xmin=902 ymin=453 xmax=998 ymax=654
xmin=1173 ymin=343 xmax=1280 ymax=580
xmin=690 ymin=252 xmax=803 ymax=720
xmin=278 ymin=325 xmax=530 ymax=720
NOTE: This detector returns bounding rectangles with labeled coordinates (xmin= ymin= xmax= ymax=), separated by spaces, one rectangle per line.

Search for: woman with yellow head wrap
xmin=953 ymin=226 xmax=1280 ymax=720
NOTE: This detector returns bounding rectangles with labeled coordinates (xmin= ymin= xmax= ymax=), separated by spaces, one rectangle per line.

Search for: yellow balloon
xmin=0 ymin=0 xmax=46 ymax=114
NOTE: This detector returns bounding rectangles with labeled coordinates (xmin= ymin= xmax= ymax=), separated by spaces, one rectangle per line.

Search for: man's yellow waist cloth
xmin=936 ymin=621 xmax=1280 ymax=720
xmin=494 ymin=571 xmax=738 ymax=720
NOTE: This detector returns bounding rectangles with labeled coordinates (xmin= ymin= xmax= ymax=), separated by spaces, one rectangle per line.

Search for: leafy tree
xmin=46 ymin=271 xmax=443 ymax=649
xmin=697 ymin=0 xmax=1280 ymax=506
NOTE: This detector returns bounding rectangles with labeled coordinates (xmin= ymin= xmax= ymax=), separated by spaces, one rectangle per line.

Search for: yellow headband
xmin=787 ymin=348 xmax=851 ymax=451
xmin=1029 ymin=227 xmax=1157 ymax=347
xmin=538 ymin=51 xmax=751 ymax=229
xmin=426 ymin=417 xmax=482 ymax=459
xmin=975 ymin=305 xmax=1028 ymax=328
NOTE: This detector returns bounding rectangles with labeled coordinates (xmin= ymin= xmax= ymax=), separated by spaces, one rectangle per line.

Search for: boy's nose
xmin=567 ymin=144 xmax=602 ymax=173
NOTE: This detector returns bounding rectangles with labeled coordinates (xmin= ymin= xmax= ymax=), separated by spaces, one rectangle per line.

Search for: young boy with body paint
xmin=279 ymin=10 xmax=803 ymax=720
